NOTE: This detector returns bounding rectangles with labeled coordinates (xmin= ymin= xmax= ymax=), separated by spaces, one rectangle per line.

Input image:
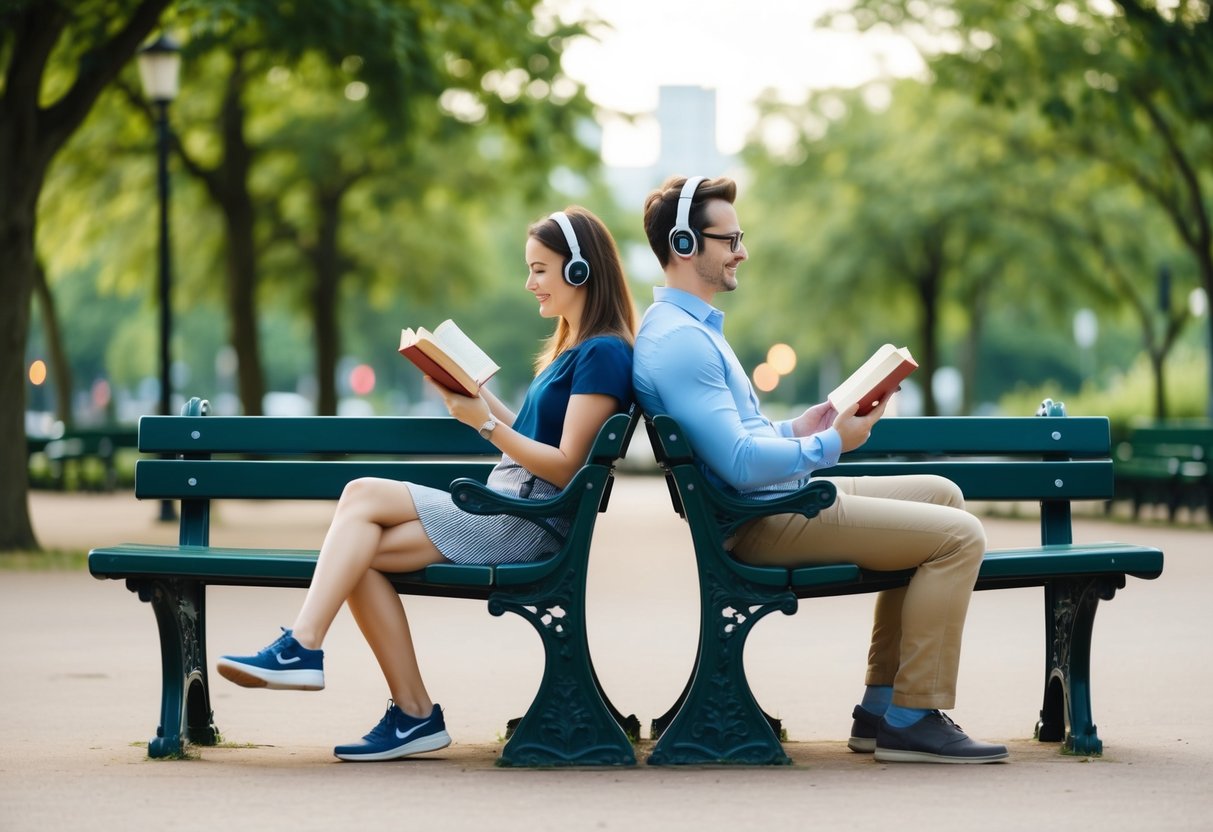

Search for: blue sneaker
xmin=216 ymin=628 xmax=324 ymax=690
xmin=333 ymin=702 xmax=451 ymax=762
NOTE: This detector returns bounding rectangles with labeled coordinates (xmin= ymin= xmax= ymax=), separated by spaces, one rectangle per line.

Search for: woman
xmin=217 ymin=207 xmax=636 ymax=761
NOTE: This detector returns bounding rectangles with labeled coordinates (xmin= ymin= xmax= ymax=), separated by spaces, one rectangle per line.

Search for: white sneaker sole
xmin=874 ymin=747 xmax=1009 ymax=764
xmin=848 ymin=736 xmax=876 ymax=753
xmin=333 ymin=730 xmax=452 ymax=762
xmin=216 ymin=658 xmax=324 ymax=691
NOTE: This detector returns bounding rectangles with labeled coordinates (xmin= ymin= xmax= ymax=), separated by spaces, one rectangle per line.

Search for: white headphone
xmin=668 ymin=175 xmax=707 ymax=258
xmin=549 ymin=211 xmax=590 ymax=286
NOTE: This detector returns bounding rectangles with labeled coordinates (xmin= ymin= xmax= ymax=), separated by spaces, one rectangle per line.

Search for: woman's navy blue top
xmin=511 ymin=335 xmax=634 ymax=448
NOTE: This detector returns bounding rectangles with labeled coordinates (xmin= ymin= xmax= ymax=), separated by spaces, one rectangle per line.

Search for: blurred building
xmin=606 ymin=85 xmax=736 ymax=281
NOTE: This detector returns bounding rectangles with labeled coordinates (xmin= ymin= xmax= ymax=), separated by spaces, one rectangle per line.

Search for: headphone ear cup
xmin=564 ymin=258 xmax=590 ymax=286
xmin=669 ymin=228 xmax=697 ymax=258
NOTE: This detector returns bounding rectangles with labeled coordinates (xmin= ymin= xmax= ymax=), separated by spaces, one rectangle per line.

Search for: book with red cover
xmin=828 ymin=344 xmax=917 ymax=416
xmin=398 ymin=320 xmax=499 ymax=396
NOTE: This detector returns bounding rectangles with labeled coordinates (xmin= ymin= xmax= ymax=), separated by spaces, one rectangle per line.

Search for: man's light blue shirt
xmin=633 ymin=286 xmax=842 ymax=496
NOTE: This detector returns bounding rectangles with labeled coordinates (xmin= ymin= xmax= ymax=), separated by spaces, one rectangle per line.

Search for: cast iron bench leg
xmin=650 ymin=641 xmax=783 ymax=743
xmin=648 ymin=570 xmax=796 ymax=765
xmin=128 ymin=577 xmax=219 ymax=758
xmin=504 ymin=651 xmax=640 ymax=742
xmin=490 ymin=566 xmax=635 ymax=767
xmin=1036 ymin=575 xmax=1123 ymax=756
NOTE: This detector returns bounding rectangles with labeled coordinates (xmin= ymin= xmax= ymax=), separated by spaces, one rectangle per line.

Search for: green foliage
xmin=30 ymin=0 xmax=607 ymax=418
xmin=738 ymin=78 xmax=1101 ymax=412
xmin=831 ymin=0 xmax=1213 ymax=417
xmin=0 ymin=549 xmax=89 ymax=571
xmin=999 ymin=346 xmax=1210 ymax=429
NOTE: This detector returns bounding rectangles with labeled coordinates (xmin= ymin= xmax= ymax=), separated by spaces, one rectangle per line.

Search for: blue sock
xmin=860 ymin=685 xmax=893 ymax=715
xmin=884 ymin=705 xmax=930 ymax=728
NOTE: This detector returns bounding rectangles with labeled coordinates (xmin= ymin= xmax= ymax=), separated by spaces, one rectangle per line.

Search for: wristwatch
xmin=478 ymin=416 xmax=499 ymax=441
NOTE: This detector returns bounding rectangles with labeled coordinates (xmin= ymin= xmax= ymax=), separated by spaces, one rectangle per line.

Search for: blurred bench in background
xmin=26 ymin=426 xmax=139 ymax=491
xmin=1113 ymin=423 xmax=1213 ymax=522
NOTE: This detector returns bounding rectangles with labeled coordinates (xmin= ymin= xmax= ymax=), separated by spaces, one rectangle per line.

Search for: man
xmin=632 ymin=175 xmax=1007 ymax=764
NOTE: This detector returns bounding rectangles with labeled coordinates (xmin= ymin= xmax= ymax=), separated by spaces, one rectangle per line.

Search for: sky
xmin=550 ymin=0 xmax=926 ymax=166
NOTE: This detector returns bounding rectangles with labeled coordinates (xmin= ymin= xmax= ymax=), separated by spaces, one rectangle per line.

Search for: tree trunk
xmin=215 ymin=54 xmax=266 ymax=416
xmin=311 ymin=190 xmax=344 ymax=417
xmin=1149 ymin=350 xmax=1167 ymax=421
xmin=32 ymin=260 xmax=74 ymax=426
xmin=913 ymin=229 xmax=946 ymax=417
xmin=1200 ymin=251 xmax=1213 ymax=420
xmin=223 ymin=197 xmax=266 ymax=415
xmin=0 ymin=182 xmax=42 ymax=551
xmin=0 ymin=0 xmax=169 ymax=550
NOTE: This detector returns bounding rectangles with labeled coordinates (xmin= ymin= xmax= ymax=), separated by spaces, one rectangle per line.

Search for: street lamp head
xmin=138 ymin=34 xmax=182 ymax=104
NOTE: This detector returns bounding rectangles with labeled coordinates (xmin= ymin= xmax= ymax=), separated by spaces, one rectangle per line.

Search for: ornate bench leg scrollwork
xmin=649 ymin=571 xmax=797 ymax=766
xmin=127 ymin=578 xmax=219 ymax=758
xmin=490 ymin=567 xmax=635 ymax=767
xmin=1035 ymin=575 xmax=1123 ymax=756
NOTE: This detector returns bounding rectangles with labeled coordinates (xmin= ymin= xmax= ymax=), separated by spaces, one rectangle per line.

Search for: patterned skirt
xmin=408 ymin=454 xmax=569 ymax=565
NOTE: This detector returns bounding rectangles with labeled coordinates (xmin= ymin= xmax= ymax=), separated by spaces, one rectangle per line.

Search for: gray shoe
xmin=848 ymin=705 xmax=880 ymax=753
xmin=875 ymin=711 xmax=1008 ymax=764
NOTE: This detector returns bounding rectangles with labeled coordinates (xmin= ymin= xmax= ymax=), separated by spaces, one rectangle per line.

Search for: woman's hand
xmin=425 ymin=377 xmax=491 ymax=430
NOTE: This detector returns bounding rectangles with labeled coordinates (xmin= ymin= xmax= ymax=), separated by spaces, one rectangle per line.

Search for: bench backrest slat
xmin=816 ymin=460 xmax=1113 ymax=501
xmin=136 ymin=460 xmax=498 ymax=500
xmin=138 ymin=416 xmax=497 ymax=455
xmin=842 ymin=416 xmax=1110 ymax=456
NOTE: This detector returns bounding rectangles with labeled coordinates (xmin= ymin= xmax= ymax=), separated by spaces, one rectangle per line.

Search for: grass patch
xmin=0 ymin=549 xmax=89 ymax=571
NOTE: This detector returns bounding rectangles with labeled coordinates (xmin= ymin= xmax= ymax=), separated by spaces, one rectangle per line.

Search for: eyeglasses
xmin=699 ymin=230 xmax=745 ymax=253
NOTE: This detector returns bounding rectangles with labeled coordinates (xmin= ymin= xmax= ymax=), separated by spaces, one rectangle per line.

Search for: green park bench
xmin=644 ymin=400 xmax=1164 ymax=765
xmin=27 ymin=426 xmax=139 ymax=491
xmin=89 ymin=397 xmax=640 ymax=766
xmin=1113 ymin=423 xmax=1213 ymax=522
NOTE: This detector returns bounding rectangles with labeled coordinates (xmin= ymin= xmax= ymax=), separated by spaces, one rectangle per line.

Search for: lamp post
xmin=138 ymin=34 xmax=181 ymax=522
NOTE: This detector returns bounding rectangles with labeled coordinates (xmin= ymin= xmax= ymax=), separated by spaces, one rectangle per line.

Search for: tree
xmin=740 ymin=81 xmax=1067 ymax=415
xmin=123 ymin=0 xmax=596 ymax=415
xmin=837 ymin=0 xmax=1213 ymax=415
xmin=1 ymin=0 xmax=171 ymax=551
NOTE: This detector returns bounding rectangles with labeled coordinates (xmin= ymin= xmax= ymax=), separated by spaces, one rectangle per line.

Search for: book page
xmin=432 ymin=320 xmax=500 ymax=383
xmin=400 ymin=327 xmax=477 ymax=394
xmin=828 ymin=344 xmax=915 ymax=414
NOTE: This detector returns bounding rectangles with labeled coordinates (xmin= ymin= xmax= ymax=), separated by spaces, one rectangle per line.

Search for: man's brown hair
xmin=642 ymin=176 xmax=737 ymax=269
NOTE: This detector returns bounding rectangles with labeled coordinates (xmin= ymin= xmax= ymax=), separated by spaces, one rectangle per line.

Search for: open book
xmin=828 ymin=343 xmax=918 ymax=416
xmin=398 ymin=320 xmax=500 ymax=396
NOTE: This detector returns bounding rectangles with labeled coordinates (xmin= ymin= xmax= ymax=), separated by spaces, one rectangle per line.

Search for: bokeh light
xmin=28 ymin=360 xmax=47 ymax=386
xmin=767 ymin=343 xmax=797 ymax=375
xmin=753 ymin=362 xmax=779 ymax=392
xmin=349 ymin=364 xmax=376 ymax=396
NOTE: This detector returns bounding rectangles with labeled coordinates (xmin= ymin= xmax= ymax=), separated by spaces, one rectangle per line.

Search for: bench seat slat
xmin=88 ymin=543 xmax=496 ymax=591
xmin=138 ymin=416 xmax=496 ymax=455
xmin=134 ymin=460 xmax=496 ymax=500
xmin=817 ymin=460 xmax=1112 ymax=500
xmin=781 ymin=541 xmax=1165 ymax=593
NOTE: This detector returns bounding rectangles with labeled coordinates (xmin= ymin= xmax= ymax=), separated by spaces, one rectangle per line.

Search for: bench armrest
xmin=681 ymin=465 xmax=838 ymax=538
xmin=447 ymin=464 xmax=602 ymax=520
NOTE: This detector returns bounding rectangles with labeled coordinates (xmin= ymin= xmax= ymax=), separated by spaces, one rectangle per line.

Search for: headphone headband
xmin=549 ymin=211 xmax=591 ymax=286
xmin=669 ymin=175 xmax=707 ymax=258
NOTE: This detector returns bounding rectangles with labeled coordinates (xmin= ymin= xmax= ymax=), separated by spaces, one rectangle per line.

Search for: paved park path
xmin=2 ymin=477 xmax=1211 ymax=831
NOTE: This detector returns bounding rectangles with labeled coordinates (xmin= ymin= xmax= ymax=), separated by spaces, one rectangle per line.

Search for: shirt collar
xmin=653 ymin=286 xmax=725 ymax=331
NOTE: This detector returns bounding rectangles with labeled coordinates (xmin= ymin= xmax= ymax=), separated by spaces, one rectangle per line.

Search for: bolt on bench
xmin=89 ymin=397 xmax=640 ymax=766
xmin=645 ymin=400 xmax=1164 ymax=765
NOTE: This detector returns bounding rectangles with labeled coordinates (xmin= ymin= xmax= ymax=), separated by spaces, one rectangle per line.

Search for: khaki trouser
xmin=731 ymin=475 xmax=985 ymax=709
